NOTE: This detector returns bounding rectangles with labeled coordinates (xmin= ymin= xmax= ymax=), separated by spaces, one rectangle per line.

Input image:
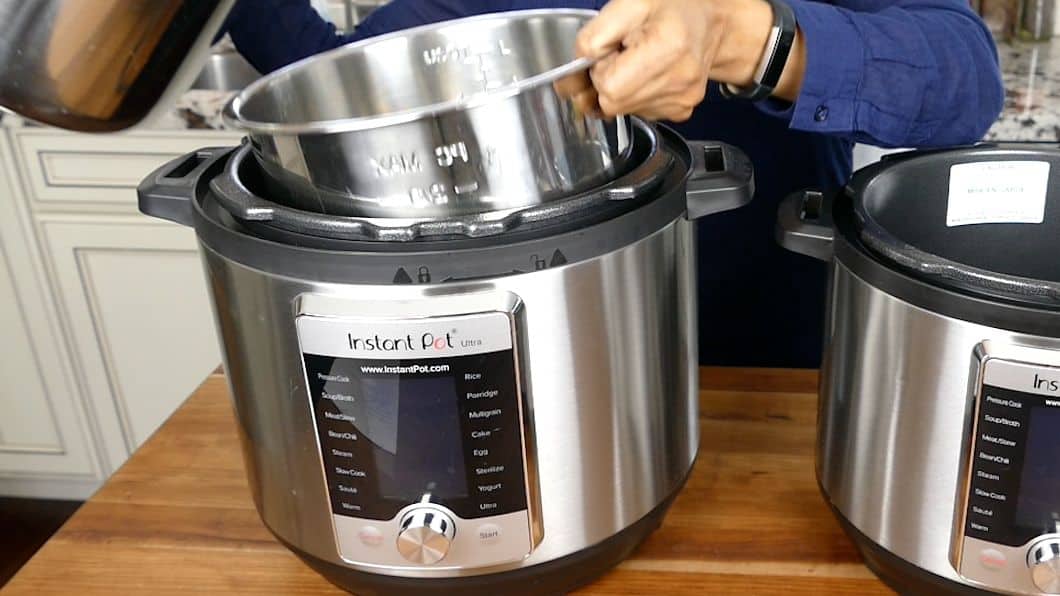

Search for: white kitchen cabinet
xmin=0 ymin=122 xmax=241 ymax=498
xmin=0 ymin=131 xmax=101 ymax=499
xmin=35 ymin=216 xmax=222 ymax=473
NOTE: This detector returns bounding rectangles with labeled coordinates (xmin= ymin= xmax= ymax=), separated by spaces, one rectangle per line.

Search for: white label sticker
xmin=947 ymin=161 xmax=1050 ymax=227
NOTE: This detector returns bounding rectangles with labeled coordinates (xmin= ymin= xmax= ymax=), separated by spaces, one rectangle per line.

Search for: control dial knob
xmin=1029 ymin=539 xmax=1060 ymax=594
xmin=396 ymin=507 xmax=456 ymax=565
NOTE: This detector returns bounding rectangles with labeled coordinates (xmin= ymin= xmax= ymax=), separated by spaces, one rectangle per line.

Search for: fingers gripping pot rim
xmin=222 ymin=9 xmax=635 ymax=219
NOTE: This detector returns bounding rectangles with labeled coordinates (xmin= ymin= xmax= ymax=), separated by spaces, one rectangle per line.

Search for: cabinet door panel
xmin=39 ymin=217 xmax=221 ymax=470
xmin=0 ymin=133 xmax=99 ymax=486
xmin=0 ymin=246 xmax=61 ymax=451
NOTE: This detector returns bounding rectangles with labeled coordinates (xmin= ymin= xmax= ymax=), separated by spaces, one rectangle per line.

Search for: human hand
xmin=557 ymin=0 xmax=803 ymax=122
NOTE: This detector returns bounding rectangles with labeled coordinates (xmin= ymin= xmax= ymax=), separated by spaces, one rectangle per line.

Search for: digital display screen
xmin=1015 ymin=406 xmax=1060 ymax=534
xmin=367 ymin=376 xmax=468 ymax=501
xmin=305 ymin=349 xmax=527 ymax=521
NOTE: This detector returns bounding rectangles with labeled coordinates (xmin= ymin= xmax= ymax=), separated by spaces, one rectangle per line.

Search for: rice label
xmin=947 ymin=161 xmax=1050 ymax=227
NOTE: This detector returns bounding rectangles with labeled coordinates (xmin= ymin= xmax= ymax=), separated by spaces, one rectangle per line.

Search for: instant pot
xmin=778 ymin=145 xmax=1060 ymax=595
xmin=137 ymin=10 xmax=755 ymax=595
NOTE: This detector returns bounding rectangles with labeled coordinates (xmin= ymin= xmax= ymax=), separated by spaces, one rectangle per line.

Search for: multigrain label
xmin=947 ymin=161 xmax=1050 ymax=227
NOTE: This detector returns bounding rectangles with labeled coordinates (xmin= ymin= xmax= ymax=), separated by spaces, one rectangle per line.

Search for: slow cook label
xmin=947 ymin=160 xmax=1050 ymax=227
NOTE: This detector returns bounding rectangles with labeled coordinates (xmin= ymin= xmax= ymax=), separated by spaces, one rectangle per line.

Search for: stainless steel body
xmin=200 ymin=216 xmax=699 ymax=577
xmin=137 ymin=123 xmax=753 ymax=590
xmin=223 ymin=9 xmax=633 ymax=218
xmin=818 ymin=261 xmax=1060 ymax=593
xmin=0 ymin=0 xmax=235 ymax=132
xmin=778 ymin=154 xmax=1060 ymax=595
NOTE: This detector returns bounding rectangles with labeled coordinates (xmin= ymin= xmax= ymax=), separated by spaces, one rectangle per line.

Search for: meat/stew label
xmin=947 ymin=161 xmax=1050 ymax=227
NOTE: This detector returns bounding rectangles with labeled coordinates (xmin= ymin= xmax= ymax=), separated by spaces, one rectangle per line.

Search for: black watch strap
xmin=720 ymin=0 xmax=797 ymax=102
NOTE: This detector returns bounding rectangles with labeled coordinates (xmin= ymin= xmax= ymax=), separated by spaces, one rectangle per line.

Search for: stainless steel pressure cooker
xmin=138 ymin=119 xmax=751 ymax=596
xmin=779 ymin=145 xmax=1060 ymax=595
xmin=136 ymin=10 xmax=754 ymax=594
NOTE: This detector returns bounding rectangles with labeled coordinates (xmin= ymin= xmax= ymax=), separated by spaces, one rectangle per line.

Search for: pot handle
xmin=137 ymin=147 xmax=234 ymax=228
xmin=684 ymin=141 xmax=755 ymax=220
xmin=775 ymin=190 xmax=835 ymax=261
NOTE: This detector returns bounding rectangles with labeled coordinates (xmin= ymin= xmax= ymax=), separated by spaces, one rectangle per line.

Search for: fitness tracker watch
xmin=720 ymin=0 xmax=797 ymax=102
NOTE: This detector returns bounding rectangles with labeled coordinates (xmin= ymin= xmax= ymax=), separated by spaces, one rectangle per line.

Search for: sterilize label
xmin=946 ymin=160 xmax=1050 ymax=227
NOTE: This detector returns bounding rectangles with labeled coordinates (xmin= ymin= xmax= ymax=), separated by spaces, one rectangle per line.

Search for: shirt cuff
xmin=754 ymin=0 xmax=864 ymax=134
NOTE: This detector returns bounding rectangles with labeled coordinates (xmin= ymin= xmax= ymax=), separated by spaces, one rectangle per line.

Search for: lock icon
xmin=417 ymin=266 xmax=432 ymax=283
xmin=531 ymin=254 xmax=547 ymax=271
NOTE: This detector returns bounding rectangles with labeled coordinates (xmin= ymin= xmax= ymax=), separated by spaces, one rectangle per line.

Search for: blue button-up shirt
xmin=222 ymin=0 xmax=1003 ymax=367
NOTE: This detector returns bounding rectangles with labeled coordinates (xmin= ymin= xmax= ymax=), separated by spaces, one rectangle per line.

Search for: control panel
xmin=956 ymin=345 xmax=1060 ymax=594
xmin=296 ymin=294 xmax=539 ymax=570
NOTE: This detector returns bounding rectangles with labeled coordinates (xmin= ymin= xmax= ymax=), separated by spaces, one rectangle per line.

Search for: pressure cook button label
xmin=984 ymin=394 xmax=1023 ymax=409
xmin=316 ymin=371 xmax=351 ymax=384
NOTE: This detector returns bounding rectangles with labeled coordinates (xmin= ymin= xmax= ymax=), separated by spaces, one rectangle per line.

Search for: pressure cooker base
xmin=827 ymin=500 xmax=996 ymax=596
xmin=274 ymin=476 xmax=686 ymax=596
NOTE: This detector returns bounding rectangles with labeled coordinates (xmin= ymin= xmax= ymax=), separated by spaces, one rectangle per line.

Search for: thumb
xmin=575 ymin=0 xmax=655 ymax=59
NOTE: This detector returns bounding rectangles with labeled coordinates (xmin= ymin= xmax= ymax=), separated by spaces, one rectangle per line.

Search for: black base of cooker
xmin=827 ymin=500 xmax=996 ymax=595
xmin=273 ymin=479 xmax=684 ymax=596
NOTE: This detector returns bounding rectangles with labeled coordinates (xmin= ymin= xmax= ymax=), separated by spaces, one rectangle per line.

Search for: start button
xmin=477 ymin=523 xmax=503 ymax=545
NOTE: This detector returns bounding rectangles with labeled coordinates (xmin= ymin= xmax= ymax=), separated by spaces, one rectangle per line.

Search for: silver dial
xmin=1029 ymin=539 xmax=1060 ymax=594
xmin=396 ymin=507 xmax=456 ymax=565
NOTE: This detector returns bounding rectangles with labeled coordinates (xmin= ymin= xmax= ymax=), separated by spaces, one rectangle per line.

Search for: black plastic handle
xmin=775 ymin=190 xmax=835 ymax=261
xmin=137 ymin=147 xmax=235 ymax=228
xmin=684 ymin=141 xmax=755 ymax=220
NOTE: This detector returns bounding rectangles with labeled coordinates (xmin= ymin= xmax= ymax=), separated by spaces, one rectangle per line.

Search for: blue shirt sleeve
xmin=755 ymin=0 xmax=1004 ymax=148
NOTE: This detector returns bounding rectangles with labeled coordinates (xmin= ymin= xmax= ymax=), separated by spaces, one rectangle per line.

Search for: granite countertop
xmin=987 ymin=39 xmax=1060 ymax=142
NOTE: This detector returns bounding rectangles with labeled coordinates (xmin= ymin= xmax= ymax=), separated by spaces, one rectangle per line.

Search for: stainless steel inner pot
xmin=222 ymin=9 xmax=634 ymax=218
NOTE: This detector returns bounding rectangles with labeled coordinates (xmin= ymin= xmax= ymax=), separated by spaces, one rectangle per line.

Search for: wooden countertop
xmin=4 ymin=368 xmax=895 ymax=595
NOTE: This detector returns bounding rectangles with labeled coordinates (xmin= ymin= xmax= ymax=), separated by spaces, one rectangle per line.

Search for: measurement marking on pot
xmin=422 ymin=39 xmax=513 ymax=66
xmin=436 ymin=142 xmax=470 ymax=167
xmin=408 ymin=183 xmax=449 ymax=205
xmin=370 ymin=152 xmax=422 ymax=178
xmin=454 ymin=182 xmax=479 ymax=195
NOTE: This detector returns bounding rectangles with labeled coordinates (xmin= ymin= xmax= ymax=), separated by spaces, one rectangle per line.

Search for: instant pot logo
xmin=1033 ymin=373 xmax=1060 ymax=392
xmin=346 ymin=331 xmax=465 ymax=352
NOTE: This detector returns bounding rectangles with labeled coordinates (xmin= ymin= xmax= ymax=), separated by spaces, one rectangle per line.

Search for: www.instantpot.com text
xmin=359 ymin=363 xmax=451 ymax=375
